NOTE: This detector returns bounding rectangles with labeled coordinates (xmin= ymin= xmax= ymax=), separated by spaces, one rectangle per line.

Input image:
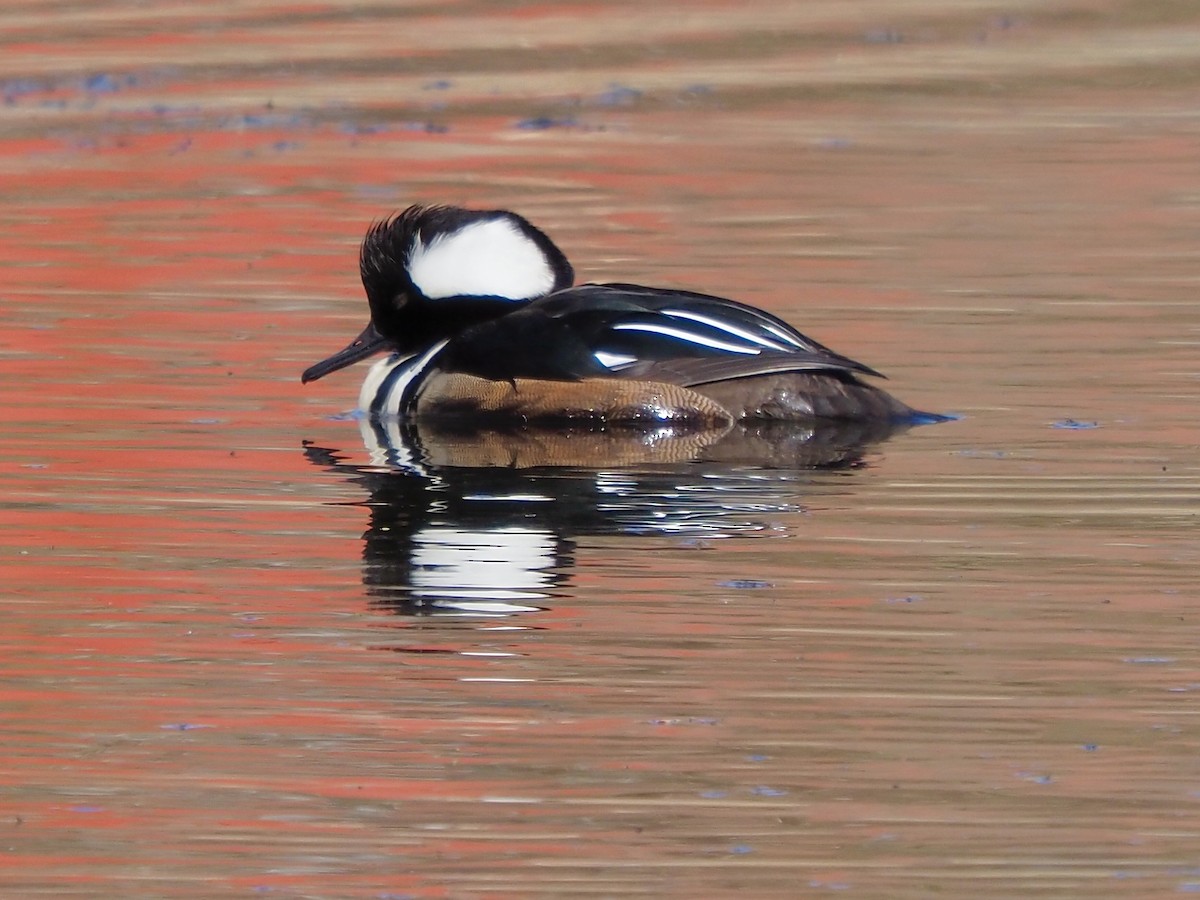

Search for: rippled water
xmin=3 ymin=1 xmax=1199 ymax=896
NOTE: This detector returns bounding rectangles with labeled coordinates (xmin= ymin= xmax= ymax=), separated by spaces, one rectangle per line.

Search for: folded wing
xmin=436 ymin=282 xmax=885 ymax=384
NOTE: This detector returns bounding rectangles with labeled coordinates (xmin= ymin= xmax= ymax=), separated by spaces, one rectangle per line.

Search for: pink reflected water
xmin=2 ymin=1 xmax=1199 ymax=896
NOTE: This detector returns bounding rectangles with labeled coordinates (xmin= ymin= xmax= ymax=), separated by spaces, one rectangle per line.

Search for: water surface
xmin=2 ymin=1 xmax=1199 ymax=896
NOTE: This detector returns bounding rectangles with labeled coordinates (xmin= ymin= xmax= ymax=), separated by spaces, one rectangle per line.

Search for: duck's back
xmin=419 ymin=282 xmax=922 ymax=423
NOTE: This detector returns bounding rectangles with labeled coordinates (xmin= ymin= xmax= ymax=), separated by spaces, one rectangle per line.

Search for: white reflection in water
xmin=409 ymin=525 xmax=555 ymax=613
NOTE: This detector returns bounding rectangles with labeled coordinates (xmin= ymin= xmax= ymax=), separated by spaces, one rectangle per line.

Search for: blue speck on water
xmin=3 ymin=78 xmax=43 ymax=100
xmin=422 ymin=79 xmax=453 ymax=90
xmin=750 ymin=785 xmax=787 ymax=797
xmin=229 ymin=111 xmax=309 ymax=131
xmin=84 ymin=72 xmax=124 ymax=93
xmin=885 ymin=594 xmax=922 ymax=604
xmin=340 ymin=122 xmax=390 ymax=135
xmin=730 ymin=844 xmax=754 ymax=854
xmin=1082 ymin=743 xmax=1099 ymax=752
xmin=700 ymin=789 xmax=727 ymax=799
xmin=328 ymin=409 xmax=365 ymax=422
xmin=515 ymin=116 xmax=577 ymax=130
xmin=990 ymin=14 xmax=1023 ymax=30
xmin=817 ymin=137 xmax=854 ymax=150
xmin=160 ymin=723 xmax=214 ymax=731
xmin=1177 ymin=883 xmax=1200 ymax=893
xmin=1018 ymin=772 xmax=1053 ymax=785
xmin=594 ymin=83 xmax=642 ymax=106
xmin=398 ymin=121 xmax=448 ymax=133
xmin=719 ymin=579 xmax=773 ymax=590
xmin=1052 ymin=418 xmax=1099 ymax=430
xmin=9 ymin=78 xmax=43 ymax=94
xmin=746 ymin=754 xmax=769 ymax=762
xmin=69 ymin=805 xmax=104 ymax=813
xmin=1124 ymin=656 xmax=1176 ymax=665
xmin=354 ymin=184 xmax=396 ymax=199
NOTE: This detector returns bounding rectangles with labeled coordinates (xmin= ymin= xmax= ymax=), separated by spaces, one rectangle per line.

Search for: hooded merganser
xmin=302 ymin=205 xmax=934 ymax=425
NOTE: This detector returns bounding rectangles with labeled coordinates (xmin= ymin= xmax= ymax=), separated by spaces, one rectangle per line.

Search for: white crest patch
xmin=407 ymin=216 xmax=556 ymax=300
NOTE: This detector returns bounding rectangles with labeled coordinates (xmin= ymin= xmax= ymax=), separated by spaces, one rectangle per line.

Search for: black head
xmin=302 ymin=204 xmax=574 ymax=384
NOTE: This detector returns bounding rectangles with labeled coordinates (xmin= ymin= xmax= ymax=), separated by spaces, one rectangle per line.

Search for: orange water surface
xmin=1 ymin=1 xmax=1199 ymax=897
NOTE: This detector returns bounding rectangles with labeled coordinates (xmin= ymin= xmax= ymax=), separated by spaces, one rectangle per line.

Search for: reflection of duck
xmin=357 ymin=412 xmax=909 ymax=473
xmin=302 ymin=205 xmax=945 ymax=426
xmin=310 ymin=441 xmax=566 ymax=617
xmin=303 ymin=440 xmax=833 ymax=618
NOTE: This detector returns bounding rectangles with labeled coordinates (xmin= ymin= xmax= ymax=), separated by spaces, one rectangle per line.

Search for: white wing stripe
xmin=662 ymin=308 xmax=791 ymax=351
xmin=761 ymin=322 xmax=808 ymax=349
xmin=611 ymin=322 xmax=761 ymax=355
xmin=594 ymin=350 xmax=638 ymax=369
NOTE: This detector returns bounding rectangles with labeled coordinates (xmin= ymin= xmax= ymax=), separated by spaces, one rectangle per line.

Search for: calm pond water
xmin=2 ymin=1 xmax=1199 ymax=896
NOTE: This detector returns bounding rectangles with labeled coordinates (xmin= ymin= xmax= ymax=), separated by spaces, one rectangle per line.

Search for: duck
xmin=302 ymin=204 xmax=937 ymax=426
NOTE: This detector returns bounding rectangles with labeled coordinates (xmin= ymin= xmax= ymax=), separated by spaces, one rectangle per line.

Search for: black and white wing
xmin=557 ymin=284 xmax=884 ymax=384
xmin=435 ymin=282 xmax=884 ymax=385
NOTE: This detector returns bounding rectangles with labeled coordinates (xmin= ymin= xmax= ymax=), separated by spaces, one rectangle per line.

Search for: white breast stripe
xmin=358 ymin=353 xmax=403 ymax=414
xmin=359 ymin=339 xmax=450 ymax=418
xmin=594 ymin=350 xmax=638 ymax=369
xmin=662 ymin=308 xmax=791 ymax=351
xmin=611 ymin=322 xmax=761 ymax=355
xmin=384 ymin=339 xmax=449 ymax=417
xmin=408 ymin=217 xmax=555 ymax=300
